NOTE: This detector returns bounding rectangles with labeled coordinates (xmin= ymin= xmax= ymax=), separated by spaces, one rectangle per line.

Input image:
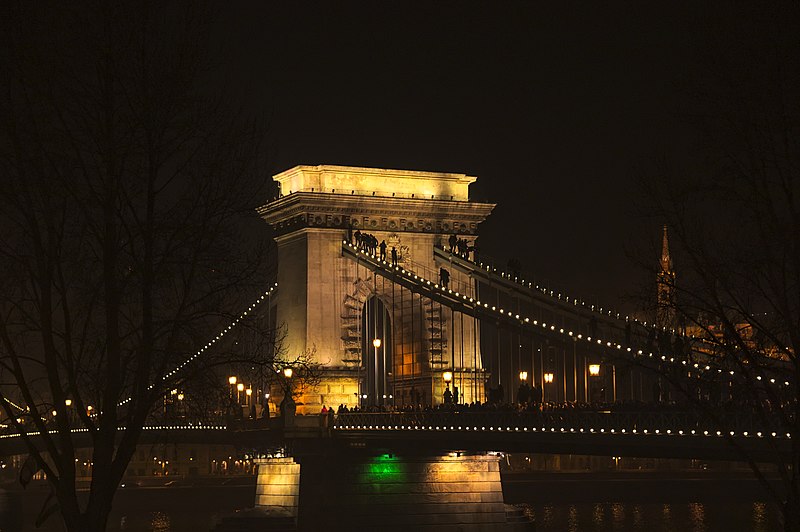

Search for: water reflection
xmin=526 ymin=501 xmax=781 ymax=531
xmin=611 ymin=502 xmax=624 ymax=528
xmin=688 ymin=502 xmax=706 ymax=532
xmin=567 ymin=504 xmax=578 ymax=532
xmin=150 ymin=512 xmax=170 ymax=532
xmin=753 ymin=501 xmax=769 ymax=532
xmin=593 ymin=502 xmax=604 ymax=527
xmin=632 ymin=504 xmax=642 ymax=528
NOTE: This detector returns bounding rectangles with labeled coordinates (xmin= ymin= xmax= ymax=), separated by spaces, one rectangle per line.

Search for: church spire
xmin=656 ymin=224 xmax=676 ymax=330
xmin=660 ymin=224 xmax=672 ymax=273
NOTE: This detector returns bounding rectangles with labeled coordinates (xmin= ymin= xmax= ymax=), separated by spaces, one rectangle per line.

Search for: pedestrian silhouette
xmin=439 ymin=267 xmax=450 ymax=288
xmin=391 ymin=246 xmax=398 ymax=266
xmin=379 ymin=240 xmax=387 ymax=261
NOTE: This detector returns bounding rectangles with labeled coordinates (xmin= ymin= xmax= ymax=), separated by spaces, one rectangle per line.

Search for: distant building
xmin=656 ymin=225 xmax=677 ymax=332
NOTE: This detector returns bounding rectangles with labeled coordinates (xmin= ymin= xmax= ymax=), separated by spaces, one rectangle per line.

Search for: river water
xmin=14 ymin=476 xmax=784 ymax=531
xmin=522 ymin=501 xmax=779 ymax=531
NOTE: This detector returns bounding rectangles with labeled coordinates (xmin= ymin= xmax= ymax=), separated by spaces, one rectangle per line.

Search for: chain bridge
xmin=2 ymin=165 xmax=792 ymax=531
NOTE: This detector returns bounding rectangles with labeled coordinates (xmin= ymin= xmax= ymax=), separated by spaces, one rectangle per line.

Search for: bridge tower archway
xmin=362 ymin=295 xmax=393 ymax=407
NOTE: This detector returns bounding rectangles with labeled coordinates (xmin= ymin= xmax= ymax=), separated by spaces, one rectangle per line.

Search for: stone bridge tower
xmin=258 ymin=165 xmax=494 ymax=413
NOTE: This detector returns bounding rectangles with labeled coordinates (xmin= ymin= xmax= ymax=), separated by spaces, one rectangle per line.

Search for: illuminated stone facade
xmin=258 ymin=165 xmax=495 ymax=412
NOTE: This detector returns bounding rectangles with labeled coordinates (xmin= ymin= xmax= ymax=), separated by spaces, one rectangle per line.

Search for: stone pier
xmin=253 ymin=457 xmax=301 ymax=519
xmin=295 ymin=452 xmax=508 ymax=531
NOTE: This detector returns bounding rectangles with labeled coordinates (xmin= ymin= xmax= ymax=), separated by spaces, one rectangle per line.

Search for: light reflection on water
xmin=525 ymin=501 xmax=782 ymax=531
xmin=150 ymin=512 xmax=170 ymax=532
xmin=568 ymin=504 xmax=578 ymax=532
xmin=688 ymin=502 xmax=705 ymax=532
xmin=118 ymin=502 xmax=782 ymax=531
xmin=753 ymin=502 xmax=770 ymax=532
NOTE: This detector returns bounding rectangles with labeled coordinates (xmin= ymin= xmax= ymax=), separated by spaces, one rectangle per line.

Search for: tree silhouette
xmin=0 ymin=3 xmax=278 ymax=530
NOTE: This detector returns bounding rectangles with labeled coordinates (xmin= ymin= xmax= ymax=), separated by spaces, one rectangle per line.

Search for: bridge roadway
xmin=0 ymin=410 xmax=789 ymax=464
xmin=329 ymin=410 xmax=791 ymax=463
xmin=0 ymin=423 xmax=232 ymax=456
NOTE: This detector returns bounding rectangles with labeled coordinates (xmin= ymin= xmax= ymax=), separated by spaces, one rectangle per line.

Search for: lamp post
xmin=281 ymin=367 xmax=295 ymax=421
xmin=543 ymin=372 xmax=554 ymax=402
xmin=373 ymin=338 xmax=381 ymax=405
xmin=443 ymin=371 xmax=453 ymax=404
xmin=519 ymin=371 xmax=528 ymax=382
xmin=588 ymin=363 xmax=601 ymax=404
xmin=228 ymin=376 xmax=237 ymax=405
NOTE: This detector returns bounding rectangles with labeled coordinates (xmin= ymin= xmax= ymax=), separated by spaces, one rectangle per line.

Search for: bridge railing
xmin=333 ymin=410 xmax=787 ymax=438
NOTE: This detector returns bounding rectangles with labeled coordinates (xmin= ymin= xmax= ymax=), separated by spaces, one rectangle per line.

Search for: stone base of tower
xmin=273 ymin=369 xmax=361 ymax=416
xmin=297 ymin=452 xmax=510 ymax=531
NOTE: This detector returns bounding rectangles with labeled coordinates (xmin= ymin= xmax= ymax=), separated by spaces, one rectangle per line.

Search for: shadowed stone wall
xmin=297 ymin=452 xmax=508 ymax=531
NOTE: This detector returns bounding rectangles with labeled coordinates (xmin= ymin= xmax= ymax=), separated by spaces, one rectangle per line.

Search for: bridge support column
xmin=298 ymin=452 xmax=509 ymax=530
xmin=253 ymin=457 xmax=300 ymax=518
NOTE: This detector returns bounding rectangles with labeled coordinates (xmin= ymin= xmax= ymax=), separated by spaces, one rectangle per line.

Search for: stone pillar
xmin=298 ymin=453 xmax=507 ymax=531
xmin=253 ymin=457 xmax=300 ymax=518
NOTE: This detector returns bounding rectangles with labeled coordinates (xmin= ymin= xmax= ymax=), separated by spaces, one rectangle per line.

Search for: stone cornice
xmin=259 ymin=193 xmax=494 ymax=237
xmin=259 ymin=193 xmax=494 ymax=222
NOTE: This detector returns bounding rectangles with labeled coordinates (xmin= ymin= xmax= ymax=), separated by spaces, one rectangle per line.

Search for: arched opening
xmin=362 ymin=296 xmax=392 ymax=407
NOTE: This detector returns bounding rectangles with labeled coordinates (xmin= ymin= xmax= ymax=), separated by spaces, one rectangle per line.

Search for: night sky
xmin=217 ymin=3 xmax=779 ymax=312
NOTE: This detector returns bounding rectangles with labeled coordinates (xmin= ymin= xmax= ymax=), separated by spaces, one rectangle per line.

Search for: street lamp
xmin=443 ymin=371 xmax=453 ymax=383
xmin=64 ymin=399 xmax=72 ymax=407
xmin=283 ymin=367 xmax=293 ymax=379
xmin=588 ymin=363 xmax=601 ymax=404
xmin=372 ymin=338 xmax=382 ymax=348
xmin=519 ymin=371 xmax=528 ymax=382
xmin=228 ymin=376 xmax=237 ymax=385
xmin=543 ymin=372 xmax=554 ymax=403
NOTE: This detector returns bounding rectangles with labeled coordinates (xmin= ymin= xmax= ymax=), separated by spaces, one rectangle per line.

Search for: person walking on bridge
xmin=443 ymin=385 xmax=453 ymax=405
xmin=448 ymin=233 xmax=457 ymax=253
xmin=439 ymin=267 xmax=450 ymax=289
xmin=379 ymin=240 xmax=387 ymax=261
xmin=391 ymin=246 xmax=398 ymax=267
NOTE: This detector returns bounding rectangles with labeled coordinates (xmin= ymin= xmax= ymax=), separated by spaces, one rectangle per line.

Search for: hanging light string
xmin=1 ymin=397 xmax=26 ymax=412
xmin=343 ymin=241 xmax=792 ymax=391
xmin=0 ymin=423 xmax=227 ymax=440
xmin=436 ymin=245 xmax=788 ymax=379
xmin=118 ymin=283 xmax=278 ymax=407
xmin=436 ymin=246 xmax=726 ymax=349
